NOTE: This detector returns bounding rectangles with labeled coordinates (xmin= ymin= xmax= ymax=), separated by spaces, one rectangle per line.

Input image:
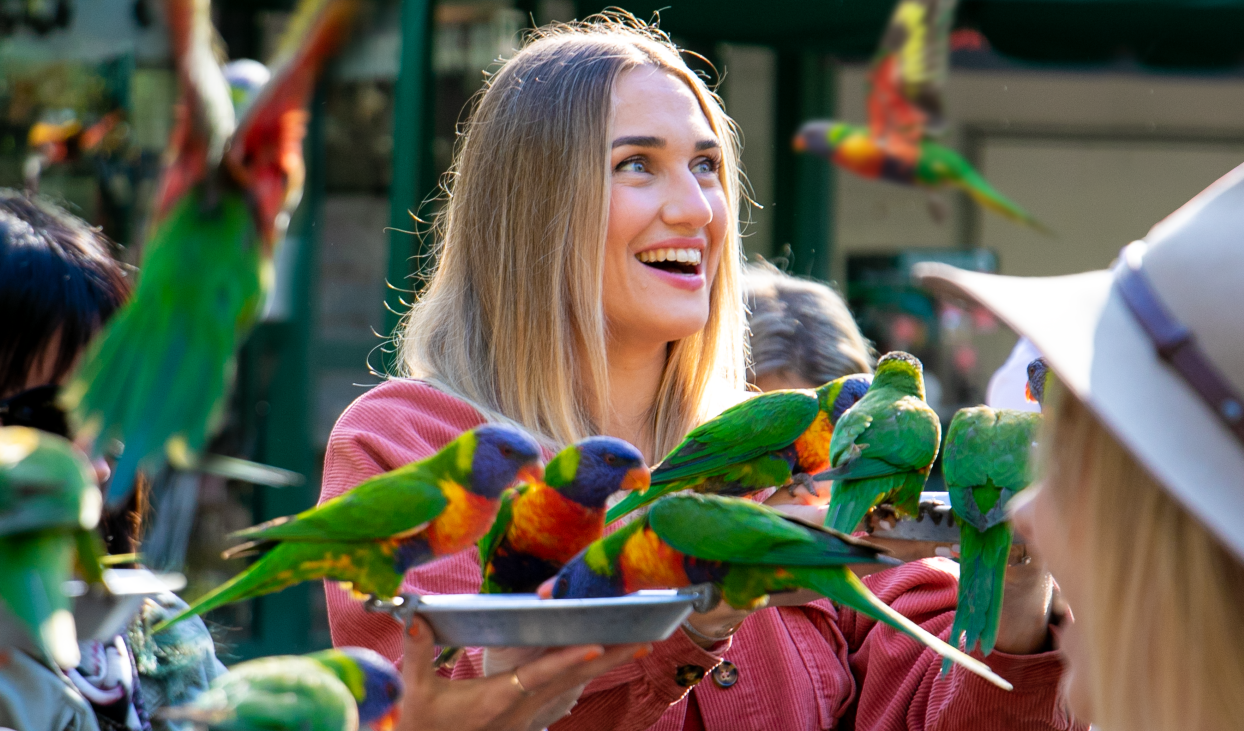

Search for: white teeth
xmin=637 ymin=248 xmax=702 ymax=266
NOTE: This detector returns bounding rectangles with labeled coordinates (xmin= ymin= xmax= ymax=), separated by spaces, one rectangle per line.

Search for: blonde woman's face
xmin=602 ymin=67 xmax=727 ymax=348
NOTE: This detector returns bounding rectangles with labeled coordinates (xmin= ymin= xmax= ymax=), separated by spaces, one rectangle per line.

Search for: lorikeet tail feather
xmin=796 ymin=566 xmax=1012 ymax=691
xmin=0 ymin=533 xmax=78 ymax=668
xmin=153 ymin=542 xmax=309 ymax=633
xmin=941 ymin=522 xmax=1013 ymax=675
xmin=824 ymin=474 xmax=904 ymax=534
xmin=953 ymin=167 xmax=1053 ymax=236
xmin=606 ymin=483 xmax=675 ymax=524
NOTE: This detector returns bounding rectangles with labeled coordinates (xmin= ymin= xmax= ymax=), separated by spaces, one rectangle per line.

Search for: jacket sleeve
xmin=836 ymin=558 xmax=1083 ymax=731
xmin=320 ymin=380 xmax=488 ymax=666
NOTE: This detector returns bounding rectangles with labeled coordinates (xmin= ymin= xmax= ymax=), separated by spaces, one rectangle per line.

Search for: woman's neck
xmin=603 ymin=339 xmax=667 ymax=462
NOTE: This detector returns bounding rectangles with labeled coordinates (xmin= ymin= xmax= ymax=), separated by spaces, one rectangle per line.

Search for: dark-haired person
xmin=0 ymin=190 xmax=225 ymax=731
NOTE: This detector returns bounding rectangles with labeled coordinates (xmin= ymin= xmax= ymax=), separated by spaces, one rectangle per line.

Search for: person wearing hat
xmin=915 ymin=162 xmax=1244 ymax=731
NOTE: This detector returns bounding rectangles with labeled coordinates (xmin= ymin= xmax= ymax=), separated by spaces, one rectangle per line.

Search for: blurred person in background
xmin=0 ymin=190 xmax=225 ymax=731
xmin=322 ymin=15 xmax=1073 ymax=731
xmin=919 ymin=164 xmax=1244 ymax=731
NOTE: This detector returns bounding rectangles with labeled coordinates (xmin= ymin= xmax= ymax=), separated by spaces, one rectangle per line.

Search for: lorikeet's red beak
xmin=225 ymin=0 xmax=358 ymax=252
xmin=622 ymin=465 xmax=651 ymax=493
xmin=370 ymin=706 xmax=400 ymax=731
xmin=537 ymin=578 xmax=555 ymax=599
xmin=517 ymin=462 xmax=544 ymax=485
xmin=1024 ymin=382 xmax=1037 ymax=403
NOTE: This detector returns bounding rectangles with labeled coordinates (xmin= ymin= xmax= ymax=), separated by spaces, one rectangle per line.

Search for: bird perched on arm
xmin=0 ymin=426 xmax=104 ymax=670
xmin=160 ymin=645 xmax=402 ymax=731
xmin=1025 ymin=356 xmax=1051 ymax=407
xmin=941 ymin=406 xmax=1041 ymax=673
xmin=480 ymin=436 xmax=649 ymax=595
xmin=818 ymin=352 xmax=941 ymax=534
xmin=153 ymin=424 xmax=542 ymax=632
xmin=605 ymin=374 xmax=872 ymax=524
xmin=792 ymin=0 xmax=1048 ymax=233
xmin=61 ymin=0 xmax=360 ymax=506
xmin=546 ymin=493 xmax=1011 ymax=690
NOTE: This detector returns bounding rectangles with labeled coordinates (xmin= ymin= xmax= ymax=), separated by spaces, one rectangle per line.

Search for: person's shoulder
xmin=332 ymin=378 xmax=484 ymax=441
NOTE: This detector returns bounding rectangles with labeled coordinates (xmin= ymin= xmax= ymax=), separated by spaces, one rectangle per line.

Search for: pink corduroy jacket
xmin=321 ymin=379 xmax=1081 ymax=731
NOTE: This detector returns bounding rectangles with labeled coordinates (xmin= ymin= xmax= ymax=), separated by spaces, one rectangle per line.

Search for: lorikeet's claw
xmin=787 ymin=472 xmax=824 ymax=501
xmin=679 ymin=583 xmax=722 ymax=614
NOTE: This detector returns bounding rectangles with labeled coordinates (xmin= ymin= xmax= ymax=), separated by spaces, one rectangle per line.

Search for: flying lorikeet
xmin=792 ymin=0 xmax=1048 ymax=233
xmin=1025 ymin=356 xmax=1051 ymax=407
xmin=61 ymin=0 xmax=360 ymax=506
xmin=160 ymin=646 xmax=402 ymax=731
xmin=546 ymin=493 xmax=1011 ymax=690
xmin=0 ymin=426 xmax=104 ymax=669
xmin=817 ymin=352 xmax=941 ymax=534
xmin=605 ymin=374 xmax=872 ymax=524
xmin=480 ymin=436 xmax=650 ymax=594
xmin=941 ymin=406 xmax=1041 ymax=673
xmin=154 ymin=424 xmax=542 ymax=632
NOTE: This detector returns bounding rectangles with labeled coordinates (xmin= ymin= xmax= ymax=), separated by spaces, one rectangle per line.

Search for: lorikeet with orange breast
xmin=605 ymin=374 xmax=872 ymax=524
xmin=153 ymin=424 xmax=542 ymax=632
xmin=480 ymin=436 xmax=650 ymax=594
xmin=62 ymin=0 xmax=359 ymax=506
xmin=792 ymin=0 xmax=1048 ymax=233
xmin=547 ymin=493 xmax=1011 ymax=690
xmin=1025 ymin=356 xmax=1051 ymax=407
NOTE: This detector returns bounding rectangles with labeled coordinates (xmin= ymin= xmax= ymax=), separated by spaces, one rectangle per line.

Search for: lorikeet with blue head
xmin=605 ymin=373 xmax=872 ymax=524
xmin=941 ymin=406 xmax=1041 ymax=673
xmin=546 ymin=493 xmax=1011 ymax=689
xmin=161 ymin=645 xmax=402 ymax=731
xmin=1025 ymin=356 xmax=1051 ymax=407
xmin=817 ymin=352 xmax=941 ymax=534
xmin=480 ymin=436 xmax=649 ymax=594
xmin=154 ymin=424 xmax=542 ymax=632
xmin=0 ymin=426 xmax=104 ymax=670
xmin=61 ymin=0 xmax=360 ymax=506
xmin=792 ymin=0 xmax=1048 ymax=233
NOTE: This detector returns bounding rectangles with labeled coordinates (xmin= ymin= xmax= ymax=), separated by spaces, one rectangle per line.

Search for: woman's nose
xmin=660 ymin=169 xmax=714 ymax=230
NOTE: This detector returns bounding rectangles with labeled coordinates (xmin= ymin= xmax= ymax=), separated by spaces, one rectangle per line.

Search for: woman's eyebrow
xmin=612 ymin=135 xmax=664 ymax=149
xmin=695 ymin=139 xmax=720 ymax=151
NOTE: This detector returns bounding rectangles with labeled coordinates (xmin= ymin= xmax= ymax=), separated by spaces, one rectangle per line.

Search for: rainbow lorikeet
xmin=605 ymin=374 xmax=872 ymax=525
xmin=547 ymin=493 xmax=1011 ymax=689
xmin=161 ymin=646 xmax=402 ymax=731
xmin=154 ymin=424 xmax=542 ymax=632
xmin=941 ymin=406 xmax=1041 ymax=673
xmin=480 ymin=436 xmax=650 ymax=594
xmin=61 ymin=0 xmax=360 ymax=506
xmin=1025 ymin=356 xmax=1051 ymax=407
xmin=792 ymin=0 xmax=1048 ymax=233
xmin=0 ymin=426 xmax=104 ymax=670
xmin=817 ymin=353 xmax=941 ymax=534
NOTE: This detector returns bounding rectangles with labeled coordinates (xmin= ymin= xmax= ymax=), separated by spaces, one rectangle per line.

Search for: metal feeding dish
xmin=364 ymin=585 xmax=719 ymax=647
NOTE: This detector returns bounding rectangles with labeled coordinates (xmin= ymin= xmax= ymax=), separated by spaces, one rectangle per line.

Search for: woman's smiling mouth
xmin=636 ymin=247 xmax=703 ymax=275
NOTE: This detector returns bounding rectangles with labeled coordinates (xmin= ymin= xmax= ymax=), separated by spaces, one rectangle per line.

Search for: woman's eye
xmin=691 ymin=157 xmax=719 ymax=175
xmin=615 ymin=157 xmax=647 ymax=174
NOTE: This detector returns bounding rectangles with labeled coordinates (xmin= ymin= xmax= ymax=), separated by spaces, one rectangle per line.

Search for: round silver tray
xmin=364 ymin=587 xmax=716 ymax=647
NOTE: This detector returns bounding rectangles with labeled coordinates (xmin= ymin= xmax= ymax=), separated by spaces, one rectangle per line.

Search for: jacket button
xmin=711 ymin=660 xmax=738 ymax=688
xmin=675 ymin=664 xmax=706 ymax=687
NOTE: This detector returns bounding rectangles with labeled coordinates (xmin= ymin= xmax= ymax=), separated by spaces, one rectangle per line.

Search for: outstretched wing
xmin=867 ymin=0 xmax=959 ymax=152
xmin=233 ymin=462 xmax=448 ymax=543
xmin=648 ymin=494 xmax=885 ymax=567
xmin=650 ymin=390 xmax=819 ymax=484
xmin=479 ymin=485 xmax=522 ymax=574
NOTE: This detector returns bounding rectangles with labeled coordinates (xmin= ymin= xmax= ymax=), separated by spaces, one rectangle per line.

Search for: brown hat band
xmin=1115 ymin=253 xmax=1244 ymax=447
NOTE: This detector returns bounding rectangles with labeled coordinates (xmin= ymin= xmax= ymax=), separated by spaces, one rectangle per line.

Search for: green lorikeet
xmin=161 ymin=646 xmax=402 ymax=731
xmin=0 ymin=426 xmax=104 ymax=669
xmin=154 ymin=424 xmax=542 ymax=632
xmin=792 ymin=0 xmax=1048 ymax=233
xmin=480 ymin=436 xmax=649 ymax=594
xmin=605 ymin=374 xmax=872 ymax=524
xmin=941 ymin=406 xmax=1041 ymax=672
xmin=61 ymin=0 xmax=359 ymax=505
xmin=817 ymin=352 xmax=941 ymax=534
xmin=546 ymin=493 xmax=1011 ymax=689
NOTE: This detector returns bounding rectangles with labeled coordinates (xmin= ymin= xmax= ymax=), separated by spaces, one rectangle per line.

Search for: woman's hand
xmin=681 ymin=600 xmax=756 ymax=648
xmin=993 ymin=546 xmax=1057 ymax=655
xmin=398 ymin=617 xmax=649 ymax=731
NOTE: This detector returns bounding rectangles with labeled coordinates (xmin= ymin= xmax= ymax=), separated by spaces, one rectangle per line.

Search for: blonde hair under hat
xmin=915 ymin=162 xmax=1244 ymax=562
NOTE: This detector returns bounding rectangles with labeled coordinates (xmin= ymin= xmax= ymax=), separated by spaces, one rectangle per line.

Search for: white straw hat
xmin=914 ymin=162 xmax=1244 ymax=561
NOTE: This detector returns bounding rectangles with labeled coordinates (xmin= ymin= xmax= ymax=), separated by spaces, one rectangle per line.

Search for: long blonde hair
xmin=396 ymin=13 xmax=746 ymax=456
xmin=1042 ymin=383 xmax=1244 ymax=730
